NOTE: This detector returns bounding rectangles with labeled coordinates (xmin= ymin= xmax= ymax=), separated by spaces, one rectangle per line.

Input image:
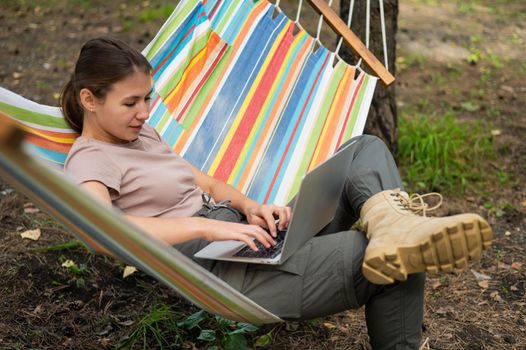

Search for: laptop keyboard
xmin=233 ymin=230 xmax=287 ymax=259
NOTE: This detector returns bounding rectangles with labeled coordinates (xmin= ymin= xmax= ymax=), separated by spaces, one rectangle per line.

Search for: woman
xmin=63 ymin=37 xmax=492 ymax=349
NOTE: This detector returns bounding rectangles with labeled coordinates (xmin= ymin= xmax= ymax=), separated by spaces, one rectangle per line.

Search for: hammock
xmin=0 ymin=0 xmax=394 ymax=323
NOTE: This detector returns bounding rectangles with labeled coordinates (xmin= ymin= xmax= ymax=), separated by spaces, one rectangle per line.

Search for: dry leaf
xmin=498 ymin=262 xmax=511 ymax=270
xmin=435 ymin=307 xmax=449 ymax=315
xmin=24 ymin=207 xmax=40 ymax=214
xmin=471 ymin=269 xmax=491 ymax=281
xmin=505 ymin=231 xmax=511 ymax=236
xmin=20 ymin=228 xmax=41 ymax=241
xmin=61 ymin=260 xmax=76 ymax=268
xmin=122 ymin=266 xmax=138 ymax=278
xmin=478 ymin=280 xmax=490 ymax=289
xmin=323 ymin=322 xmax=337 ymax=330
xmin=490 ymin=291 xmax=503 ymax=303
xmin=511 ymin=285 xmax=519 ymax=292
xmin=511 ymin=262 xmax=523 ymax=271
xmin=521 ymin=200 xmax=526 ymax=207
xmin=431 ymin=279 xmax=443 ymax=290
xmin=490 ymin=129 xmax=502 ymax=136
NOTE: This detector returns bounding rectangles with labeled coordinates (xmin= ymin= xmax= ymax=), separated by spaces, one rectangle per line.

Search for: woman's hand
xmin=201 ymin=220 xmax=277 ymax=251
xmin=243 ymin=203 xmax=292 ymax=237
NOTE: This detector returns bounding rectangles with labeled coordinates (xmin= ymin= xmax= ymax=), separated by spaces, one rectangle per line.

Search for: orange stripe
xmin=26 ymin=134 xmax=73 ymax=153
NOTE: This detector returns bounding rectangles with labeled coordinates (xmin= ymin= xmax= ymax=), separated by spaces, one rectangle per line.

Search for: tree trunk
xmin=340 ymin=0 xmax=398 ymax=152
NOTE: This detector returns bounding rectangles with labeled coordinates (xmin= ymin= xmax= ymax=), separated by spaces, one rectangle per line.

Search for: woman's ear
xmin=79 ymin=88 xmax=96 ymax=113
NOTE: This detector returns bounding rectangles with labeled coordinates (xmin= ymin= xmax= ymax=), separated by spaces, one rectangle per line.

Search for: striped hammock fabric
xmin=0 ymin=0 xmax=378 ymax=323
xmin=0 ymin=0 xmax=376 ymax=206
xmin=145 ymin=0 xmax=377 ymax=205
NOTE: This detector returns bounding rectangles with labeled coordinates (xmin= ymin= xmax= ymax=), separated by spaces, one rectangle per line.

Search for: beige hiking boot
xmin=361 ymin=188 xmax=492 ymax=285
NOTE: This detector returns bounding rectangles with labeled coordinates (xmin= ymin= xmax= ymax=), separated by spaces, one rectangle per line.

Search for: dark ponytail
xmin=60 ymin=37 xmax=152 ymax=133
xmin=60 ymin=77 xmax=84 ymax=133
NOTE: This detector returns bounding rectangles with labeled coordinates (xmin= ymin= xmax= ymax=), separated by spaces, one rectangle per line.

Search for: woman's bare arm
xmin=80 ymin=181 xmax=276 ymax=252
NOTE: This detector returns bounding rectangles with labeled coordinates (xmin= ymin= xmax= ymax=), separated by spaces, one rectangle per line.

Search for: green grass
xmin=138 ymin=5 xmax=177 ymax=23
xmin=397 ymin=110 xmax=494 ymax=194
xmin=117 ymin=304 xmax=184 ymax=349
xmin=117 ymin=308 xmax=269 ymax=350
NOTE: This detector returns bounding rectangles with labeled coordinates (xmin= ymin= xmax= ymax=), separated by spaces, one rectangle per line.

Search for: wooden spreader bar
xmin=306 ymin=0 xmax=395 ymax=86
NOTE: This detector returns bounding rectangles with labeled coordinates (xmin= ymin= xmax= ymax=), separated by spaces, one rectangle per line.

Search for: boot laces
xmin=391 ymin=191 xmax=443 ymax=216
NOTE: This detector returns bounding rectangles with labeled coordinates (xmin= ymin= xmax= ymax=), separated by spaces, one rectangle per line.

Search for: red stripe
xmin=336 ymin=72 xmax=365 ymax=148
xmin=263 ymin=53 xmax=331 ymax=203
xmin=214 ymin=25 xmax=294 ymax=181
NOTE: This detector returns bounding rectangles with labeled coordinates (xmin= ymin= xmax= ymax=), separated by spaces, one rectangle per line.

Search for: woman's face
xmin=84 ymin=69 xmax=152 ymax=144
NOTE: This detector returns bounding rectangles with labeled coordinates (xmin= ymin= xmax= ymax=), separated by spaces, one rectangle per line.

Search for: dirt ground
xmin=0 ymin=0 xmax=525 ymax=349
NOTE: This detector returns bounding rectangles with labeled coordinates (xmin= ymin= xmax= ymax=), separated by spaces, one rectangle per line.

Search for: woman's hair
xmin=60 ymin=37 xmax=152 ymax=133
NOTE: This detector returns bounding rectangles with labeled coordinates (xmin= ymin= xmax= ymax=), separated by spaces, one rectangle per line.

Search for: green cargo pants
xmin=178 ymin=135 xmax=425 ymax=350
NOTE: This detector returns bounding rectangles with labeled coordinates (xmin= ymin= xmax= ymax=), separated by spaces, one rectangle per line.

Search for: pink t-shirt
xmin=64 ymin=124 xmax=204 ymax=218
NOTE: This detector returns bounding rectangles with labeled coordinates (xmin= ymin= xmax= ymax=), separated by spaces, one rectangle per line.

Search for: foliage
xmin=397 ymin=110 xmax=494 ymax=194
xmin=117 ymin=308 xmax=270 ymax=350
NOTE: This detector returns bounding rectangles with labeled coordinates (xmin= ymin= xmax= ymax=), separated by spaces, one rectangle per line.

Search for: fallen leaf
xmin=498 ymin=262 xmax=511 ymax=270
xmin=20 ymin=228 xmax=41 ymax=241
xmin=431 ymin=279 xmax=443 ymax=290
xmin=435 ymin=307 xmax=449 ymax=315
xmin=323 ymin=322 xmax=337 ymax=330
xmin=490 ymin=291 xmax=503 ymax=303
xmin=522 ymin=200 xmax=526 ymax=207
xmin=12 ymin=72 xmax=22 ymax=79
xmin=478 ymin=280 xmax=490 ymax=289
xmin=471 ymin=269 xmax=491 ymax=281
xmin=490 ymin=129 xmax=502 ymax=136
xmin=505 ymin=231 xmax=511 ymax=236
xmin=122 ymin=266 xmax=138 ymax=278
xmin=24 ymin=207 xmax=40 ymax=214
xmin=61 ymin=260 xmax=76 ymax=268
xmin=511 ymin=285 xmax=519 ymax=292
xmin=511 ymin=262 xmax=523 ymax=271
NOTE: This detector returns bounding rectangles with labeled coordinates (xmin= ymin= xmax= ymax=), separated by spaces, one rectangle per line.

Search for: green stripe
xmin=0 ymin=102 xmax=70 ymax=129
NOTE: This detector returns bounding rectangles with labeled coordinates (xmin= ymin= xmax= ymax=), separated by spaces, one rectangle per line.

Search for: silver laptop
xmin=194 ymin=140 xmax=356 ymax=265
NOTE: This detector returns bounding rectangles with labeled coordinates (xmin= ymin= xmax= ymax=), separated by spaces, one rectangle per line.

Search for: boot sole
xmin=363 ymin=218 xmax=493 ymax=284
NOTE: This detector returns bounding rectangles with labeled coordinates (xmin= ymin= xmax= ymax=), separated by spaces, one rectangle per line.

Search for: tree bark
xmin=340 ymin=0 xmax=398 ymax=152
